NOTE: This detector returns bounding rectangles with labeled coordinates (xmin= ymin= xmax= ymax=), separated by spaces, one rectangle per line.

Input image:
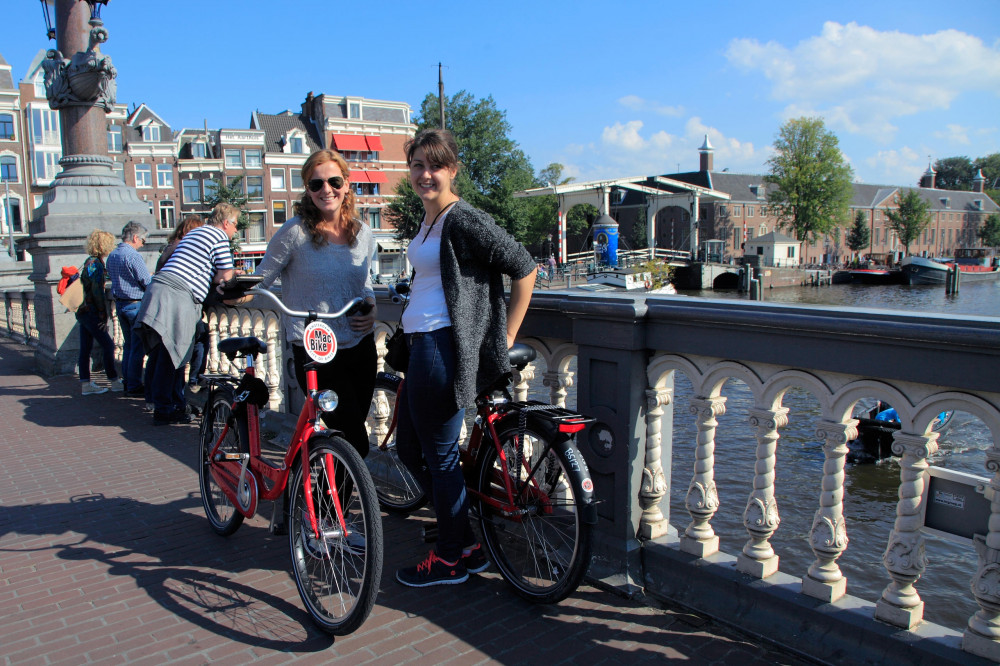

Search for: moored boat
xmin=849 ymin=268 xmax=905 ymax=285
xmin=900 ymin=248 xmax=1000 ymax=285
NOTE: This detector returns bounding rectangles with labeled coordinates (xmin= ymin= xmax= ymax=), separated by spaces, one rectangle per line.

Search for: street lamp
xmin=40 ymin=0 xmax=110 ymax=39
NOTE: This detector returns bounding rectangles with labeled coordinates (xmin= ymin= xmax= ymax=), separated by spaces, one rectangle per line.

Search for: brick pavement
xmin=0 ymin=337 xmax=816 ymax=665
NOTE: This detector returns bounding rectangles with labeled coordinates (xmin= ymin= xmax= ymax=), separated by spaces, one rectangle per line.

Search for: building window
xmin=759 ymin=224 xmax=767 ymax=235
xmin=204 ymin=178 xmax=219 ymax=200
xmin=273 ymin=200 xmax=287 ymax=226
xmin=246 ymin=175 xmax=263 ymax=201
xmin=245 ymin=149 xmax=262 ymax=168
xmin=159 ymin=200 xmax=175 ymax=230
xmin=31 ymin=108 xmax=60 ymax=146
xmin=142 ymin=125 xmax=161 ymax=142
xmin=719 ymin=205 xmax=727 ymax=215
xmin=787 ymin=247 xmax=795 ymax=258
xmin=245 ymin=212 xmax=265 ymax=243
xmin=34 ymin=152 xmax=61 ymax=181
xmin=228 ymin=176 xmax=244 ymax=195
xmin=349 ymin=103 xmax=361 ymax=119
xmin=0 ymin=114 xmax=15 ymax=140
xmin=135 ymin=164 xmax=152 ymax=188
xmin=0 ymin=156 xmax=18 ymax=182
xmin=225 ymin=149 xmax=242 ymax=168
xmin=733 ymin=205 xmax=742 ymax=216
xmin=2 ymin=196 xmax=22 ymax=233
xmin=156 ymin=164 xmax=173 ymax=188
xmin=733 ymin=229 xmax=740 ymax=247
xmin=290 ymin=170 xmax=303 ymax=190
xmin=107 ymin=125 xmax=121 ymax=152
xmin=355 ymin=183 xmax=380 ymax=196
xmin=270 ymin=168 xmax=285 ymax=190
xmin=290 ymin=136 xmax=304 ymax=154
xmin=369 ymin=209 xmax=381 ymax=229
xmin=183 ymin=179 xmax=200 ymax=203
xmin=191 ymin=142 xmax=207 ymax=158
xmin=747 ymin=206 xmax=754 ymax=217
xmin=112 ymin=161 xmax=124 ymax=182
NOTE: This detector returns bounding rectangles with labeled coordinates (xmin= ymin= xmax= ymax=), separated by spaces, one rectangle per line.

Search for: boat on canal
xmin=849 ymin=267 xmax=905 ymax=285
xmin=900 ymin=248 xmax=1000 ymax=285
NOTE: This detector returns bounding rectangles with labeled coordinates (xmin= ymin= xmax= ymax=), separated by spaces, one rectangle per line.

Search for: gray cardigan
xmin=438 ymin=200 xmax=536 ymax=407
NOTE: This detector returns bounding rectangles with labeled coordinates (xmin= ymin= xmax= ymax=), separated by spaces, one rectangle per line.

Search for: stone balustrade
xmin=2 ymin=289 xmax=37 ymax=347
xmin=5 ymin=284 xmax=999 ymax=664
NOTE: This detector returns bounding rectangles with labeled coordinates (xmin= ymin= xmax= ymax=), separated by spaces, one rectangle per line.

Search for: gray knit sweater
xmin=438 ymin=200 xmax=536 ymax=407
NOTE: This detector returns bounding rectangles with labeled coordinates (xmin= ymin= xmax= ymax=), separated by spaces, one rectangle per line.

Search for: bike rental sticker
xmin=303 ymin=321 xmax=337 ymax=364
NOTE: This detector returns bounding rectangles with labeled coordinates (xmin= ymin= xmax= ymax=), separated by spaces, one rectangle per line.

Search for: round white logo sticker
xmin=303 ymin=321 xmax=337 ymax=363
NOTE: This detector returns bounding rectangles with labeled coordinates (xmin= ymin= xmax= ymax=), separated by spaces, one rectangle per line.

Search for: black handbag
xmin=384 ymin=327 xmax=409 ymax=372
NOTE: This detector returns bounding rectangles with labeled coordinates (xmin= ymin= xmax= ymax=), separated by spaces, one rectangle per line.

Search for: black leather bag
xmin=384 ymin=327 xmax=409 ymax=372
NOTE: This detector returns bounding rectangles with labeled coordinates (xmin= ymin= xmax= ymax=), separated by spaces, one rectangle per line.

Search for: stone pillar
xmin=24 ymin=0 xmax=156 ymax=375
xmin=964 ymin=449 xmax=1000 ymax=661
xmin=638 ymin=384 xmax=673 ymax=539
xmin=802 ymin=419 xmax=856 ymax=601
xmin=680 ymin=395 xmax=726 ymax=557
xmin=737 ymin=406 xmax=788 ymax=578
xmin=542 ymin=368 xmax=573 ymax=408
xmin=876 ymin=430 xmax=938 ymax=629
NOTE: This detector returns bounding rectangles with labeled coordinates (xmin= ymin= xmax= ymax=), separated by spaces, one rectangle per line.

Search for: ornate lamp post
xmin=25 ymin=0 xmax=155 ymax=375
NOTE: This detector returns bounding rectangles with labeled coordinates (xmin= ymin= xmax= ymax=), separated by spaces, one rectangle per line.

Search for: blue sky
xmin=4 ymin=1 xmax=999 ymax=188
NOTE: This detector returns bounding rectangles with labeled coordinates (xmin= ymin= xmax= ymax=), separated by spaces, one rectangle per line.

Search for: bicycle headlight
xmin=315 ymin=390 xmax=339 ymax=413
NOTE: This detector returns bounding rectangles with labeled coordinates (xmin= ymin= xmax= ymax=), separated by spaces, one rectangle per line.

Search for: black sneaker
xmin=396 ymin=551 xmax=468 ymax=587
xmin=463 ymin=543 xmax=489 ymax=574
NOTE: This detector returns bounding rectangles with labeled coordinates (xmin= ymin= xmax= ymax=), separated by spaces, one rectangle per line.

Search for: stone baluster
xmin=681 ymin=395 xmax=727 ymax=557
xmin=264 ymin=316 xmax=282 ymax=412
xmin=802 ymin=419 xmax=856 ymax=601
xmin=511 ymin=361 xmax=535 ymax=402
xmin=206 ymin=310 xmax=220 ymax=375
xmin=639 ymin=386 xmax=672 ymax=539
xmin=542 ymin=368 xmax=574 ymax=408
xmin=875 ymin=430 xmax=939 ymax=629
xmin=218 ymin=311 xmax=233 ymax=375
xmin=964 ymin=449 xmax=1000 ymax=661
xmin=22 ymin=293 xmax=34 ymax=343
xmin=737 ymin=406 xmax=789 ymax=578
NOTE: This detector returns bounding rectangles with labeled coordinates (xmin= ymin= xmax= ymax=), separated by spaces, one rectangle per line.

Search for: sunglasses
xmin=307 ymin=176 xmax=345 ymax=192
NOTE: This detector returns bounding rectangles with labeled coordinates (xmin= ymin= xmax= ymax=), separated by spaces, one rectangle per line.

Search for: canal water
xmin=663 ymin=280 xmax=1000 ymax=633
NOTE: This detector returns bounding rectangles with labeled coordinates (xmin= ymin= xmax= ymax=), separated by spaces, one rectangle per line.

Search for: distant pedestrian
xmin=77 ymin=230 xmax=123 ymax=396
xmin=107 ymin=221 xmax=151 ymax=398
xmin=135 ymin=204 xmax=237 ymax=425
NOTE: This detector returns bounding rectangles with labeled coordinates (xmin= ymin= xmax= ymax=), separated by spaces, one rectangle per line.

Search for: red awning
xmin=365 ymin=135 xmax=384 ymax=151
xmin=331 ymin=134 xmax=369 ymax=151
xmin=365 ymin=171 xmax=388 ymax=184
xmin=350 ymin=171 xmax=370 ymax=183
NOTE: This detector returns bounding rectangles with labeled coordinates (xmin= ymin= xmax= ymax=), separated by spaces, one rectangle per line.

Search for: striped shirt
xmin=160 ymin=225 xmax=234 ymax=302
xmin=106 ymin=242 xmax=152 ymax=300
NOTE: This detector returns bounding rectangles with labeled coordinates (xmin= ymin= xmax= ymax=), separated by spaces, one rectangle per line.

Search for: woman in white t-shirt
xmin=394 ymin=129 xmax=536 ymax=588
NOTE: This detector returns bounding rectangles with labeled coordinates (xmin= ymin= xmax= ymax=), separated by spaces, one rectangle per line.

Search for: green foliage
xmin=764 ymin=117 xmax=854 ymax=243
xmin=637 ymin=259 xmax=673 ymax=290
xmin=523 ymin=163 xmax=574 ymax=248
xmin=846 ymin=209 xmax=871 ymax=254
xmin=384 ymin=178 xmax=423 ymax=242
xmin=978 ymin=213 xmax=1000 ymax=248
xmin=886 ymin=190 xmax=931 ymax=253
xmin=630 ymin=204 xmax=648 ymax=249
xmin=415 ymin=90 xmax=537 ymax=241
xmin=567 ymin=203 xmax=597 ymax=236
xmin=975 ymin=153 xmax=1000 ymax=203
xmin=931 ymin=156 xmax=974 ymax=191
xmin=203 ymin=176 xmax=249 ymax=252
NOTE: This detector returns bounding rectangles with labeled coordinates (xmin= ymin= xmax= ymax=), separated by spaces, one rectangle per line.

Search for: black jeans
xmin=292 ymin=333 xmax=377 ymax=458
xmin=76 ymin=309 xmax=118 ymax=383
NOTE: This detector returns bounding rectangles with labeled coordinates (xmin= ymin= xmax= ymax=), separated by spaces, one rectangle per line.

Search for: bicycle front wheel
xmin=475 ymin=420 xmax=592 ymax=604
xmin=288 ymin=435 xmax=383 ymax=635
xmin=365 ymin=374 xmax=427 ymax=513
xmin=198 ymin=387 xmax=246 ymax=536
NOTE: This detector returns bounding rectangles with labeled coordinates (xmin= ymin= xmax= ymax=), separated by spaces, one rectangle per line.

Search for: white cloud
xmin=933 ymin=124 xmax=971 ymax=145
xmin=617 ymin=95 xmax=683 ymax=117
xmin=726 ymin=21 xmax=1000 ymax=141
xmin=601 ymin=121 xmax=647 ymax=151
xmin=864 ymin=147 xmax=923 ymax=185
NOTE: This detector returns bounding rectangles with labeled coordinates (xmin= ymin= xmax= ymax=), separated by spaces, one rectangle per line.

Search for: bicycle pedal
xmin=421 ymin=525 xmax=438 ymax=543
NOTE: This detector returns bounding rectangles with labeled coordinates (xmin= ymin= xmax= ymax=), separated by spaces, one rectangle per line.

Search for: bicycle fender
xmin=551 ymin=439 xmax=598 ymax=525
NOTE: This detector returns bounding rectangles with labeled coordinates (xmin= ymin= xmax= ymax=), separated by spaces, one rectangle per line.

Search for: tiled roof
xmin=748 ymin=231 xmax=798 ymax=244
xmin=251 ymin=111 xmax=323 ymax=153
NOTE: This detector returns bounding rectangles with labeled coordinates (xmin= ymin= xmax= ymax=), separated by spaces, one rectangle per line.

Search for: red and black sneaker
xmin=396 ymin=550 xmax=469 ymax=587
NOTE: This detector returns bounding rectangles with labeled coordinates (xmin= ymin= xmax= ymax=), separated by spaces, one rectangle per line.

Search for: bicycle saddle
xmin=508 ymin=344 xmax=536 ymax=370
xmin=218 ymin=336 xmax=268 ymax=359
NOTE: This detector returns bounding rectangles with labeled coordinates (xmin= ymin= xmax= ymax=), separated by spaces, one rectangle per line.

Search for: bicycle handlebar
xmin=388 ymin=280 xmax=410 ymax=305
xmin=246 ymin=287 xmax=366 ymax=322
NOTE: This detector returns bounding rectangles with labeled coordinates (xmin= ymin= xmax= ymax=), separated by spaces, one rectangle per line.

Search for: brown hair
xmin=404 ymin=128 xmax=461 ymax=194
xmin=85 ymin=229 xmax=116 ymax=258
xmin=293 ymin=149 xmax=359 ymax=247
xmin=167 ymin=215 xmax=205 ymax=243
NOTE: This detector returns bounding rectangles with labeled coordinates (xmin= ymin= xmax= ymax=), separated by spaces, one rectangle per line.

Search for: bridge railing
xmin=2 ymin=289 xmax=37 ymax=347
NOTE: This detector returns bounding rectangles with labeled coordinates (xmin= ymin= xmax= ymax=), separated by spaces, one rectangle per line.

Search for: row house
xmin=0 ymin=54 xmax=28 ymax=259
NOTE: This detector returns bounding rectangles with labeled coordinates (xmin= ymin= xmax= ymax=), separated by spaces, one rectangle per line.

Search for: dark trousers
xmin=77 ymin=309 xmax=118 ymax=383
xmin=188 ymin=319 xmax=209 ymax=385
xmin=291 ymin=333 xmax=377 ymax=458
xmin=148 ymin=342 xmax=185 ymax=415
xmin=394 ymin=327 xmax=475 ymax=562
xmin=116 ymin=301 xmax=144 ymax=392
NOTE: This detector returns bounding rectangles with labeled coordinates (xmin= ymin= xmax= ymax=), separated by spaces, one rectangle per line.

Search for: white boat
xmin=586 ymin=268 xmax=675 ymax=293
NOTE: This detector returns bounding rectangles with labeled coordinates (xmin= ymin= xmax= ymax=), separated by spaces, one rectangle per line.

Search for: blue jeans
xmin=147 ymin=342 xmax=185 ymax=415
xmin=188 ymin=319 xmax=208 ymax=385
xmin=116 ymin=301 xmax=144 ymax=392
xmin=395 ymin=327 xmax=475 ymax=562
xmin=77 ymin=309 xmax=118 ymax=383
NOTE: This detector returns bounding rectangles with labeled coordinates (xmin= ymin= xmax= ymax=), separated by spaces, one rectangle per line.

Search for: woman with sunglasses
xmin=394 ymin=129 xmax=537 ymax=587
xmin=252 ymin=149 xmax=377 ymax=465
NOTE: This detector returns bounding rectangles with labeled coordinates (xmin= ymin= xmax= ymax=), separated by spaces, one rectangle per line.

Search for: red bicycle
xmin=199 ymin=278 xmax=382 ymax=635
xmin=365 ymin=283 xmax=598 ymax=603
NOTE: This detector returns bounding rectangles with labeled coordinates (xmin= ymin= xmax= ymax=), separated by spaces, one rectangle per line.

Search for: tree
xmin=931 ymin=156 xmax=974 ymax=191
xmin=885 ymin=190 xmax=931 ymax=254
xmin=384 ymin=178 xmax=423 ymax=242
xmin=974 ymin=153 xmax=1000 ymax=202
xmin=978 ymin=213 xmax=1000 ymax=249
xmin=764 ymin=117 xmax=854 ymax=243
xmin=846 ymin=209 xmax=871 ymax=260
xmin=203 ymin=175 xmax=249 ymax=252
xmin=523 ymin=163 xmax=573 ymax=249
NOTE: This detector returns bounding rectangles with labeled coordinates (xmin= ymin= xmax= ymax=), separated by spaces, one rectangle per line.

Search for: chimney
xmin=920 ymin=161 xmax=936 ymax=189
xmin=973 ymin=168 xmax=986 ymax=193
xmin=699 ymin=134 xmax=714 ymax=172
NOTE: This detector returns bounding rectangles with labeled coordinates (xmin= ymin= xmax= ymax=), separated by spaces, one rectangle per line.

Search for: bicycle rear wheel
xmin=198 ymin=386 xmax=246 ymax=536
xmin=475 ymin=419 xmax=592 ymax=604
xmin=365 ymin=374 xmax=427 ymax=513
xmin=288 ymin=435 xmax=383 ymax=635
